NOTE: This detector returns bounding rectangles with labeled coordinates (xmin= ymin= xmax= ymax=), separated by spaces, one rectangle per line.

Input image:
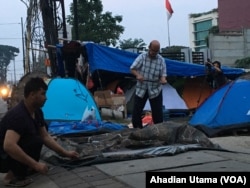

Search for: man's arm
xmin=39 ymin=126 xmax=79 ymax=159
xmin=131 ymin=69 xmax=144 ymax=82
xmin=130 ymin=54 xmax=145 ymax=82
xmin=3 ymin=130 xmax=49 ymax=174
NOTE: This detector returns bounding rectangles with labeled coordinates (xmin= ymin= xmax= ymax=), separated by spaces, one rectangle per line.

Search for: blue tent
xmin=84 ymin=43 xmax=245 ymax=77
xmin=42 ymin=77 xmax=102 ymax=121
xmin=55 ymin=43 xmax=245 ymax=78
xmin=189 ymin=74 xmax=250 ymax=137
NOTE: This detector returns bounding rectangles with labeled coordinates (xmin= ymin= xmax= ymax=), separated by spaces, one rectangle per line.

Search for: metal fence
xmin=160 ymin=51 xmax=205 ymax=65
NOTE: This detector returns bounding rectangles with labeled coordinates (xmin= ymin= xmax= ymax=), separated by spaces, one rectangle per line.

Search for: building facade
xmin=218 ymin=0 xmax=250 ymax=32
xmin=188 ymin=0 xmax=250 ymax=67
xmin=188 ymin=9 xmax=218 ymax=52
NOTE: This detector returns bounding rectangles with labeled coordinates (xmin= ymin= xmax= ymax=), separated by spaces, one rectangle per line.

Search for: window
xmin=193 ymin=20 xmax=212 ymax=50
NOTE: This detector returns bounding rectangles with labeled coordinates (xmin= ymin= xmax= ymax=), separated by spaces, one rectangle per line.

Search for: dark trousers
xmin=132 ymin=91 xmax=163 ymax=128
xmin=6 ymin=141 xmax=43 ymax=179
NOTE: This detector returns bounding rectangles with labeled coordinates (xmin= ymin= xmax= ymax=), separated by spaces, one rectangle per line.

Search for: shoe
xmin=4 ymin=177 xmax=33 ymax=187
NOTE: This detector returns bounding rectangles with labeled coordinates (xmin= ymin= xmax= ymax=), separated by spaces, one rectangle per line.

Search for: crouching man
xmin=0 ymin=77 xmax=79 ymax=187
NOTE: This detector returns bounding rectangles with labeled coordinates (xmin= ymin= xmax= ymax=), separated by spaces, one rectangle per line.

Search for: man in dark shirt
xmin=212 ymin=61 xmax=228 ymax=89
xmin=206 ymin=60 xmax=228 ymax=89
xmin=0 ymin=77 xmax=79 ymax=186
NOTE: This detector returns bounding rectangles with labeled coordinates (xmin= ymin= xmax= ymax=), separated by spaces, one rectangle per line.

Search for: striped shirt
xmin=130 ymin=52 xmax=167 ymax=99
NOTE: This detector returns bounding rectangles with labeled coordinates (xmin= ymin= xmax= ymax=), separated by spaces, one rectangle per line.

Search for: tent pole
xmin=97 ymin=70 xmax=103 ymax=90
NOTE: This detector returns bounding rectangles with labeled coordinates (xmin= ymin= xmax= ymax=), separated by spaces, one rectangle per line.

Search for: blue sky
xmin=1 ymin=0 xmax=217 ymax=81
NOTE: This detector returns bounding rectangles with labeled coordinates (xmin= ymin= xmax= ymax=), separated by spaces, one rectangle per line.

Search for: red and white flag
xmin=165 ymin=0 xmax=174 ymax=20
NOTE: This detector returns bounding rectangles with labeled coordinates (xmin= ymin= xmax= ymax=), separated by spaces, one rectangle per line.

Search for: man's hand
xmin=136 ymin=74 xmax=144 ymax=82
xmin=64 ymin=150 xmax=80 ymax=159
xmin=160 ymin=77 xmax=167 ymax=85
xmin=34 ymin=162 xmax=49 ymax=175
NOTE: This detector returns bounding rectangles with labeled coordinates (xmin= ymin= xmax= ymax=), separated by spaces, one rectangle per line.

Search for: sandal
xmin=4 ymin=178 xmax=33 ymax=187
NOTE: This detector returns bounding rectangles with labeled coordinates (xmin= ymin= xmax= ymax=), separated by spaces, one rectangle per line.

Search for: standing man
xmin=130 ymin=40 xmax=167 ymax=129
xmin=206 ymin=60 xmax=228 ymax=89
xmin=211 ymin=61 xmax=228 ymax=89
xmin=0 ymin=77 xmax=79 ymax=187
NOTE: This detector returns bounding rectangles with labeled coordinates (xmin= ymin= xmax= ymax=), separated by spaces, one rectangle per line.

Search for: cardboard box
xmin=111 ymin=94 xmax=126 ymax=105
xmin=94 ymin=90 xmax=127 ymax=118
xmin=94 ymin=90 xmax=113 ymax=106
xmin=94 ymin=90 xmax=125 ymax=107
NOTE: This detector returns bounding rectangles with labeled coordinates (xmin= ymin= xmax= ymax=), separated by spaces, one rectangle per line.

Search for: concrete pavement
xmin=1 ymin=135 xmax=250 ymax=188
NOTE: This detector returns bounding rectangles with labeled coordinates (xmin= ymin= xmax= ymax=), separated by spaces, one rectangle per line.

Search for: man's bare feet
xmin=3 ymin=170 xmax=14 ymax=185
xmin=4 ymin=177 xmax=33 ymax=187
xmin=3 ymin=170 xmax=33 ymax=187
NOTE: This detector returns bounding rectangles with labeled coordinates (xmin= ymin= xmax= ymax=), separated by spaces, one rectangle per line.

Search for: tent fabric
xmin=189 ymin=76 xmax=250 ymax=137
xmin=144 ymin=83 xmax=188 ymax=110
xmin=56 ymin=45 xmax=65 ymax=77
xmin=42 ymin=78 xmax=102 ymax=121
xmin=182 ymin=77 xmax=214 ymax=109
xmin=84 ymin=43 xmax=245 ymax=77
xmin=48 ymin=120 xmax=127 ymax=136
xmin=125 ymin=83 xmax=189 ymax=115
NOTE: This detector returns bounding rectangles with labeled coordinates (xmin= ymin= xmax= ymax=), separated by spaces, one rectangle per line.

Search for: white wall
xmin=209 ymin=29 xmax=250 ymax=67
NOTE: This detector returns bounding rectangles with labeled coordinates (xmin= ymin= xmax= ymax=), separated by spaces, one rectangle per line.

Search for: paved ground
xmin=1 ymin=115 xmax=250 ymax=188
xmin=1 ymin=135 xmax=250 ymax=188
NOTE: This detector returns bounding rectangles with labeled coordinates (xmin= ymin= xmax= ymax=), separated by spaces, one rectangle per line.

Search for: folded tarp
xmin=48 ymin=120 xmax=128 ymax=136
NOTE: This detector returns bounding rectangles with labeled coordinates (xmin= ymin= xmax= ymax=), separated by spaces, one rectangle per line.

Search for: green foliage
xmin=119 ymin=38 xmax=146 ymax=50
xmin=189 ymin=8 xmax=218 ymax=18
xmin=209 ymin=26 xmax=219 ymax=34
xmin=67 ymin=0 xmax=124 ymax=46
xmin=235 ymin=57 xmax=250 ymax=68
xmin=0 ymin=45 xmax=19 ymax=82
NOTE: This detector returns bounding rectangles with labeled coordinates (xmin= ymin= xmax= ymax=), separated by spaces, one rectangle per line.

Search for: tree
xmin=119 ymin=38 xmax=146 ymax=50
xmin=235 ymin=57 xmax=250 ymax=69
xmin=67 ymin=0 xmax=124 ymax=46
xmin=0 ymin=45 xmax=19 ymax=82
xmin=161 ymin=45 xmax=187 ymax=53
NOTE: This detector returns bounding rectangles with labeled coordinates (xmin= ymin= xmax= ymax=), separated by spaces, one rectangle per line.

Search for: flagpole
xmin=167 ymin=18 xmax=170 ymax=46
xmin=165 ymin=0 xmax=173 ymax=47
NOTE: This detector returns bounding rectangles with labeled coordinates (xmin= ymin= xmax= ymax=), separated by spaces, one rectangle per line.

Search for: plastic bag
xmin=81 ymin=106 xmax=96 ymax=121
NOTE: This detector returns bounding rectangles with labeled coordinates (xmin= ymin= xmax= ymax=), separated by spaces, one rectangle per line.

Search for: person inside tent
xmin=0 ymin=77 xmax=79 ymax=187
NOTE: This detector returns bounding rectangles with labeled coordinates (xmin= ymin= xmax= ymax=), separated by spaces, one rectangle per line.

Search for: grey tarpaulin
xmin=41 ymin=121 xmax=223 ymax=169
